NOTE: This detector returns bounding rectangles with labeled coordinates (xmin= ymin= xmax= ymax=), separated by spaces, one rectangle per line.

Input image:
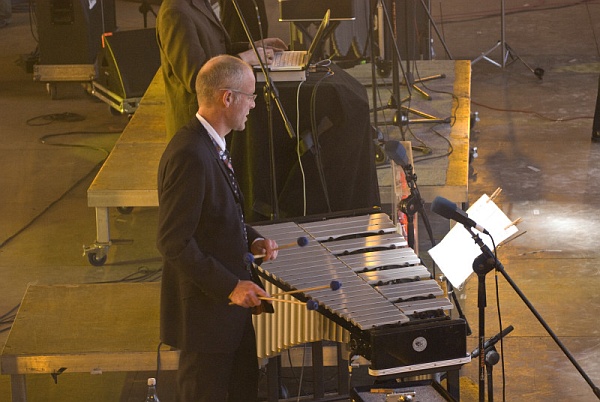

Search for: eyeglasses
xmin=219 ymin=88 xmax=257 ymax=101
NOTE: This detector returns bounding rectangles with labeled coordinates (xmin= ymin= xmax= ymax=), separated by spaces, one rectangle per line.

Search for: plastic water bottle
xmin=145 ymin=378 xmax=160 ymax=402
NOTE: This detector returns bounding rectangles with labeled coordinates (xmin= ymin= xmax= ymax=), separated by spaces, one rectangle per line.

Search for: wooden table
xmin=0 ymin=281 xmax=347 ymax=402
xmin=0 ymin=282 xmax=179 ymax=402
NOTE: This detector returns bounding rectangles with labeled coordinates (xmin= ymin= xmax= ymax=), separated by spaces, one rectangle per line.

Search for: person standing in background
xmin=217 ymin=0 xmax=268 ymax=43
xmin=156 ymin=0 xmax=286 ymax=139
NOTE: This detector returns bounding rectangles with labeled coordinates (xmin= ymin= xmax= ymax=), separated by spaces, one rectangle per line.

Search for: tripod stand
xmin=472 ymin=0 xmax=544 ymax=79
xmin=369 ymin=0 xmax=449 ymax=136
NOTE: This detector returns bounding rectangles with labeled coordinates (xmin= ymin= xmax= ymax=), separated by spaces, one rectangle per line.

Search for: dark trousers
xmin=593 ymin=75 xmax=600 ymax=142
xmin=176 ymin=316 xmax=259 ymax=402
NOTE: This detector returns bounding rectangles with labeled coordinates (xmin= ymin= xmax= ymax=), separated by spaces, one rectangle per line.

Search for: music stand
xmin=471 ymin=0 xmax=544 ymax=79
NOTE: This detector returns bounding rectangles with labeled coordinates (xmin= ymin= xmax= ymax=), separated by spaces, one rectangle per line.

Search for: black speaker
xmin=35 ymin=0 xmax=117 ymax=65
xmin=97 ymin=28 xmax=161 ymax=100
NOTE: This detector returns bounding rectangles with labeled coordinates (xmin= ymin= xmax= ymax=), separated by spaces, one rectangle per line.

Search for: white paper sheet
xmin=428 ymin=194 xmax=518 ymax=288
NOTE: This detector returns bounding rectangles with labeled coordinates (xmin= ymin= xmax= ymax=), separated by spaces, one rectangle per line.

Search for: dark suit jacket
xmin=218 ymin=0 xmax=268 ymax=43
xmin=156 ymin=0 xmax=249 ymax=139
xmin=157 ymin=117 xmax=261 ymax=353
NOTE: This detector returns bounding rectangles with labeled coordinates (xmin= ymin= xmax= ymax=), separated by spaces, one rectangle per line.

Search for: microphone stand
xmin=485 ymin=347 xmax=500 ymax=402
xmin=464 ymin=226 xmax=600 ymax=401
xmin=467 ymin=229 xmax=496 ymax=402
xmin=230 ymin=0 xmax=297 ymax=220
xmin=138 ymin=0 xmax=156 ymax=28
xmin=396 ymin=159 xmax=433 ymax=255
xmin=370 ymin=0 xmax=448 ymax=134
xmin=394 ymin=154 xmax=471 ymax=335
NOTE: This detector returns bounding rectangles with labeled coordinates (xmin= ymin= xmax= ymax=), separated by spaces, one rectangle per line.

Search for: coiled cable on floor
xmin=26 ymin=112 xmax=86 ymax=126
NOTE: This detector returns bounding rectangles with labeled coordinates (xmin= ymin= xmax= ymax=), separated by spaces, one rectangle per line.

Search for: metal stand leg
xmin=372 ymin=0 xmax=450 ymax=131
xmin=471 ymin=0 xmax=544 ymax=79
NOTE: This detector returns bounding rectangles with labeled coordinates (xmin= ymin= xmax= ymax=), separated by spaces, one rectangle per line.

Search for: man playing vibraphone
xmin=157 ymin=55 xmax=279 ymax=402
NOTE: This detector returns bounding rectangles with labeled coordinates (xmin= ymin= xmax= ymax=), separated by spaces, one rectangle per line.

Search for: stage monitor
xmin=36 ymin=0 xmax=117 ymax=65
xmin=279 ymin=0 xmax=355 ymax=21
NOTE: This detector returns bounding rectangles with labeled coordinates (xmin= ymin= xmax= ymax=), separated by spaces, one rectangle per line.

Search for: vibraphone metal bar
xmin=253 ymin=212 xmax=469 ymax=377
xmin=255 ymin=220 xmax=410 ymax=331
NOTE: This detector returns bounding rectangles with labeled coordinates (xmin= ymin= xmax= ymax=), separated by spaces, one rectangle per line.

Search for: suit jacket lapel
xmin=190 ymin=0 xmax=231 ymax=45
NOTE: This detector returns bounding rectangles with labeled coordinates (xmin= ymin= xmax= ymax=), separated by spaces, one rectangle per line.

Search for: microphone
xmin=431 ymin=196 xmax=489 ymax=235
xmin=384 ymin=140 xmax=410 ymax=168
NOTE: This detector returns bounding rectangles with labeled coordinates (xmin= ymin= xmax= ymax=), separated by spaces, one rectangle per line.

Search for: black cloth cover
xmin=230 ymin=64 xmax=380 ymax=222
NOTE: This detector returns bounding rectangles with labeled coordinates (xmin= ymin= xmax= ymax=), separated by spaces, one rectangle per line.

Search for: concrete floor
xmin=1 ymin=0 xmax=599 ymax=401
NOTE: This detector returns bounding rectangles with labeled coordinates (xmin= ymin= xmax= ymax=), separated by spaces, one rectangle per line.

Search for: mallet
xmin=270 ymin=280 xmax=342 ymax=297
xmin=245 ymin=236 xmax=309 ymax=263
xmin=258 ymin=297 xmax=319 ymax=311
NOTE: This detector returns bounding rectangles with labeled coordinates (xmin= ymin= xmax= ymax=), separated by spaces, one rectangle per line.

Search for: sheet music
xmin=428 ymin=193 xmax=519 ymax=288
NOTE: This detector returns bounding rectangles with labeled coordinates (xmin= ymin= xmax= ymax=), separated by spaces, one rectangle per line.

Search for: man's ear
xmin=221 ymin=90 xmax=233 ymax=108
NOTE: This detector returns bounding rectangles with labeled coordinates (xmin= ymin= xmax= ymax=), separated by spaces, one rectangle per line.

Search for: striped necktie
xmin=220 ymin=148 xmax=234 ymax=173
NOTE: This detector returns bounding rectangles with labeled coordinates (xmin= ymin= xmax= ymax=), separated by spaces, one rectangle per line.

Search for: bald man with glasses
xmin=157 ymin=55 xmax=279 ymax=401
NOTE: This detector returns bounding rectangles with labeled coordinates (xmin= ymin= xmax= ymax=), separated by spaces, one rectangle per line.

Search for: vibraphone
xmin=253 ymin=212 xmax=471 ymax=376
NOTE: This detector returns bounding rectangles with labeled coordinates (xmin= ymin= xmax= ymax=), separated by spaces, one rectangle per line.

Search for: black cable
xmin=26 ymin=112 xmax=86 ymax=126
xmin=309 ymin=68 xmax=335 ymax=213
xmin=28 ymin=0 xmax=39 ymax=43
xmin=284 ymin=347 xmax=308 ymax=398
xmin=471 ymin=99 xmax=594 ymax=122
xmin=0 ymin=129 xmax=121 ymax=250
xmin=491 ymin=236 xmax=508 ymax=402
xmin=0 ymin=158 xmax=104 ymax=249
xmin=401 ymin=59 xmax=463 ymax=162
xmin=87 ymin=266 xmax=163 ymax=284
xmin=155 ymin=341 xmax=163 ymax=393
xmin=413 ymin=125 xmax=453 ymax=164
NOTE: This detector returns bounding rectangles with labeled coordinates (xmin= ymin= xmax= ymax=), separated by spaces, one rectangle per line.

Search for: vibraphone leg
xmin=445 ymin=369 xmax=460 ymax=401
xmin=312 ymin=341 xmax=325 ymax=399
xmin=336 ymin=343 xmax=349 ymax=396
xmin=266 ymin=356 xmax=280 ymax=402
